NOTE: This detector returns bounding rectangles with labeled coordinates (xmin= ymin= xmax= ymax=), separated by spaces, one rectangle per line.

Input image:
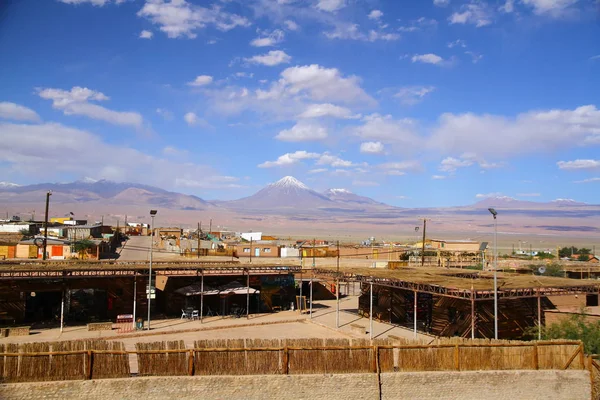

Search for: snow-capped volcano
xmin=0 ymin=182 xmax=21 ymax=188
xmin=324 ymin=188 xmax=382 ymax=205
xmin=226 ymin=176 xmax=333 ymax=210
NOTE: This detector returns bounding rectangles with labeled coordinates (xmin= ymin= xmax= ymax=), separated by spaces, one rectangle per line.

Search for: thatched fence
xmin=0 ymin=338 xmax=587 ymax=384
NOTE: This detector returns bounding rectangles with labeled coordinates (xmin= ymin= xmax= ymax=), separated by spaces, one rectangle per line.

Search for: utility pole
xmin=250 ymin=237 xmax=252 ymax=263
xmin=147 ymin=210 xmax=157 ymax=330
xmin=43 ymin=191 xmax=52 ymax=261
xmin=420 ymin=218 xmax=428 ymax=267
xmin=209 ymin=219 xmax=212 ymax=236
xmin=336 ymin=240 xmax=340 ymax=329
xmin=197 ymin=222 xmax=200 ymax=259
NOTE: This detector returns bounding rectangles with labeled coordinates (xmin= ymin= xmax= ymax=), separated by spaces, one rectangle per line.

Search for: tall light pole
xmin=43 ymin=191 xmax=52 ymax=260
xmin=488 ymin=208 xmax=498 ymax=340
xmin=147 ymin=209 xmax=157 ymax=330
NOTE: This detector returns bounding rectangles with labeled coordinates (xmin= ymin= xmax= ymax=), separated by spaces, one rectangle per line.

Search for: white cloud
xmin=431 ymin=175 xmax=447 ymax=180
xmin=0 ymin=121 xmax=238 ymax=189
xmin=59 ymin=0 xmax=122 ymax=5
xmin=187 ymin=75 xmax=213 ymax=86
xmin=309 ymin=168 xmax=328 ymax=174
xmin=447 ymin=39 xmax=466 ymax=48
xmin=449 ymin=2 xmax=492 ymax=27
xmin=316 ymin=0 xmax=346 ymax=12
xmin=360 ymin=141 xmax=384 ymax=154
xmin=521 ymin=0 xmax=578 ymax=17
xmin=499 ymin=0 xmax=515 ymax=13
xmin=351 ymin=114 xmax=420 ymax=150
xmin=439 ymin=157 xmax=473 ymax=173
xmin=37 ymin=86 xmax=143 ymax=128
xmin=379 ymin=161 xmax=421 ymax=171
xmin=0 ymin=102 xmax=40 ymax=122
xmin=517 ymin=193 xmax=541 ymax=197
xmin=137 ymin=0 xmax=251 ymax=39
xmin=258 ymin=150 xmax=320 ymax=168
xmin=433 ymin=0 xmax=450 ymax=6
xmin=574 ymin=177 xmax=600 ymax=183
xmin=325 ymin=24 xmax=400 ymax=42
xmin=245 ymin=50 xmax=292 ymax=66
xmin=591 ymin=55 xmax=600 ymax=61
xmin=297 ymin=103 xmax=354 ymax=119
xmin=250 ymin=29 xmax=285 ymax=47
xmin=557 ymin=159 xmax=600 ymax=170
xmin=235 ymin=72 xmax=254 ymax=78
xmin=430 ymin=105 xmax=600 ymax=157
xmin=398 ymin=17 xmax=438 ymax=33
xmin=368 ymin=10 xmax=383 ymax=20
xmin=465 ymin=51 xmax=483 ymax=63
xmin=275 ymin=121 xmax=328 ymax=142
xmin=155 ymin=108 xmax=173 ymax=120
xmin=317 ymin=153 xmax=354 ymax=168
xmin=411 ymin=53 xmax=444 ymax=65
xmin=184 ymin=112 xmax=198 ymax=126
xmin=284 ymin=20 xmax=299 ymax=31
xmin=139 ymin=30 xmax=153 ymax=39
xmin=394 ymin=86 xmax=435 ymax=105
xmin=475 ymin=192 xmax=503 ymax=199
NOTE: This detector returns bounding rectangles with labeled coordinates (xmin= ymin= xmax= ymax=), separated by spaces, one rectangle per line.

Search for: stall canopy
xmin=174 ymin=283 xmax=219 ymax=297
xmin=218 ymin=281 xmax=260 ymax=295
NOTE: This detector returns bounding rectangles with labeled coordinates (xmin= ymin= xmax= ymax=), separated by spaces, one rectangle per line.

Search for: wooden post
xmin=537 ymin=290 xmax=542 ymax=340
xmin=200 ymin=271 xmax=204 ymax=322
xmin=87 ymin=350 xmax=93 ymax=380
xmin=246 ymin=269 xmax=250 ymax=319
xmin=579 ymin=343 xmax=585 ymax=369
xmin=413 ymin=290 xmax=418 ymax=339
xmin=283 ymin=347 xmax=289 ymax=374
xmin=371 ymin=346 xmax=378 ymax=373
xmin=188 ymin=349 xmax=194 ymax=376
xmin=454 ymin=345 xmax=460 ymax=371
xmin=471 ymin=287 xmax=475 ymax=339
xmin=369 ymin=282 xmax=373 ymax=340
xmin=60 ymin=288 xmax=65 ymax=333
xmin=533 ymin=343 xmax=539 ymax=370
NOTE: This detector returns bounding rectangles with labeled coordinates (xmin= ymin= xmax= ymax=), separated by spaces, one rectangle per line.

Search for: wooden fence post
xmin=454 ymin=345 xmax=460 ymax=371
xmin=533 ymin=344 xmax=539 ymax=370
xmin=188 ymin=350 xmax=194 ymax=376
xmin=371 ymin=346 xmax=378 ymax=373
xmin=579 ymin=343 xmax=585 ymax=369
xmin=87 ymin=350 xmax=93 ymax=380
xmin=283 ymin=347 xmax=289 ymax=375
xmin=588 ymin=355 xmax=595 ymax=400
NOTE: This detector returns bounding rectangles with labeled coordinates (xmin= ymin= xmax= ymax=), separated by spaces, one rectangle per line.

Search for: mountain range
xmin=0 ymin=177 xmax=598 ymax=237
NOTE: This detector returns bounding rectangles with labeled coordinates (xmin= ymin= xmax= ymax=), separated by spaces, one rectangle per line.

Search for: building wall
xmin=16 ymin=244 xmax=37 ymax=258
xmin=0 ymin=245 xmax=16 ymax=259
xmin=0 ymin=371 xmax=589 ymax=400
xmin=430 ymin=240 xmax=480 ymax=252
xmin=0 ymin=224 xmax=33 ymax=233
xmin=237 ymin=243 xmax=279 ymax=258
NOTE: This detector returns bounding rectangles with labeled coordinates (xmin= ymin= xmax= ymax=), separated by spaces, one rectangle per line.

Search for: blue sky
xmin=0 ymin=0 xmax=599 ymax=207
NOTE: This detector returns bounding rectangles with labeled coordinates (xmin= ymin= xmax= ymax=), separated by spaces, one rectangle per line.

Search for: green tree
xmin=578 ymin=254 xmax=590 ymax=262
xmin=537 ymin=313 xmax=600 ymax=354
xmin=537 ymin=252 xmax=555 ymax=260
xmin=579 ymin=248 xmax=592 ymax=255
xmin=559 ymin=246 xmax=578 ymax=258
xmin=73 ymin=239 xmax=95 ymax=259
xmin=529 ymin=263 xmax=564 ymax=277
xmin=18 ymin=228 xmax=30 ymax=236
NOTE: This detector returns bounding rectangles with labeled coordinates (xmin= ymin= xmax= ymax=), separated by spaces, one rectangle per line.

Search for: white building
xmin=241 ymin=232 xmax=262 ymax=242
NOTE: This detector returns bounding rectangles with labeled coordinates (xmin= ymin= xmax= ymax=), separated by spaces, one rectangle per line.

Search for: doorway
xmin=254 ymin=248 xmax=260 ymax=257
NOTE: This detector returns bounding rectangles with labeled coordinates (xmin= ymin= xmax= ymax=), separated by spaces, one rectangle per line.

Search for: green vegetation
xmin=19 ymin=228 xmax=30 ymax=236
xmin=528 ymin=263 xmax=565 ymax=277
xmin=558 ymin=246 xmax=592 ymax=260
xmin=536 ymin=252 xmax=555 ymax=260
xmin=536 ymin=313 xmax=600 ymax=354
xmin=73 ymin=239 xmax=94 ymax=259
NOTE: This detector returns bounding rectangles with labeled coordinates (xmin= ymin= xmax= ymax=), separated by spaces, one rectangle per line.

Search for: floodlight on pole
xmin=147 ymin=209 xmax=157 ymax=330
xmin=488 ymin=207 xmax=499 ymax=340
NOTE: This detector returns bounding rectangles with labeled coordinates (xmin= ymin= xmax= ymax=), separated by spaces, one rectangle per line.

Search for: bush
xmin=537 ymin=312 xmax=600 ymax=354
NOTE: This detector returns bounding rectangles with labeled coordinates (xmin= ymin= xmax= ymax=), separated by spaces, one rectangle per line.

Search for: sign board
xmin=146 ymin=288 xmax=156 ymax=294
xmin=147 ymin=294 xmax=156 ymax=299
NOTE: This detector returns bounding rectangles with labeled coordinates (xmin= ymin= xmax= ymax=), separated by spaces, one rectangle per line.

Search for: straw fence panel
xmin=538 ymin=343 xmax=581 ymax=369
xmin=398 ymin=347 xmax=456 ymax=372
xmin=49 ymin=341 xmax=86 ymax=381
xmin=136 ymin=341 xmax=187 ymax=376
xmin=348 ymin=339 xmax=374 ymax=373
xmin=3 ymin=343 xmax=18 ymax=382
xmin=17 ymin=342 xmax=51 ymax=382
xmin=194 ymin=339 xmax=246 ymax=375
xmin=244 ymin=338 xmax=282 ymax=375
xmin=287 ymin=338 xmax=327 ymax=374
xmin=88 ymin=340 xmax=129 ymax=379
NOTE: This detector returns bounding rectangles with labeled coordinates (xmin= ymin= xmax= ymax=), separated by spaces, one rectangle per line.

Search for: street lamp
xmin=488 ymin=207 xmax=498 ymax=340
xmin=147 ymin=209 xmax=157 ymax=330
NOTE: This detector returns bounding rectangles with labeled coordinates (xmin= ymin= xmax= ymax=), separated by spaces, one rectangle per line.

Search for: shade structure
xmin=175 ymin=283 xmax=219 ymax=297
xmin=218 ymin=281 xmax=260 ymax=295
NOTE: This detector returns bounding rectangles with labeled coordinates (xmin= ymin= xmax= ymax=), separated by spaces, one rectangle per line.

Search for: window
xmin=243 ymin=248 xmax=250 ymax=253
xmin=263 ymin=248 xmax=271 ymax=253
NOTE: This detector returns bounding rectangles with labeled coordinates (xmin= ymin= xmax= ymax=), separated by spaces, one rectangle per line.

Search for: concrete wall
xmin=0 ymin=370 xmax=589 ymax=400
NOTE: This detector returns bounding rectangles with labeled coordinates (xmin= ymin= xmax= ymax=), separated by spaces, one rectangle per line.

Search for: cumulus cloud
xmin=557 ymin=159 xmax=600 ymax=170
xmin=297 ymin=103 xmax=354 ymax=119
xmin=137 ymin=0 xmax=250 ymax=39
xmin=394 ymin=86 xmax=435 ymax=105
xmin=139 ymin=30 xmax=153 ymax=39
xmin=317 ymin=153 xmax=355 ymax=168
xmin=360 ymin=141 xmax=384 ymax=154
xmin=432 ymin=175 xmax=447 ymax=180
xmin=475 ymin=192 xmax=504 ymax=199
xmin=325 ymin=24 xmax=399 ymax=42
xmin=155 ymin=108 xmax=173 ymax=120
xmin=0 ymin=121 xmax=238 ymax=189
xmin=368 ymin=10 xmax=383 ymax=20
xmin=37 ymin=86 xmax=143 ymax=128
xmin=0 ymin=102 xmax=40 ymax=122
xmin=59 ymin=0 xmax=123 ymax=5
xmin=439 ymin=157 xmax=474 ymax=173
xmin=316 ymin=0 xmax=346 ymax=12
xmin=465 ymin=51 xmax=483 ymax=63
xmin=433 ymin=0 xmax=450 ymax=6
xmin=430 ymin=105 xmax=600 ymax=157
xmin=351 ymin=114 xmax=420 ymax=150
xmin=411 ymin=53 xmax=444 ymax=65
xmin=521 ymin=0 xmax=579 ymax=17
xmin=245 ymin=50 xmax=292 ymax=66
xmin=258 ymin=150 xmax=320 ymax=168
xmin=275 ymin=121 xmax=328 ymax=142
xmin=250 ymin=29 xmax=285 ymax=47
xmin=284 ymin=20 xmax=299 ymax=31
xmin=449 ymin=2 xmax=492 ymax=27
xmin=187 ymin=75 xmax=213 ymax=86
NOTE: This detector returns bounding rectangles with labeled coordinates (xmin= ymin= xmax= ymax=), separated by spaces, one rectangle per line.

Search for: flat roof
xmin=314 ymin=266 xmax=600 ymax=300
